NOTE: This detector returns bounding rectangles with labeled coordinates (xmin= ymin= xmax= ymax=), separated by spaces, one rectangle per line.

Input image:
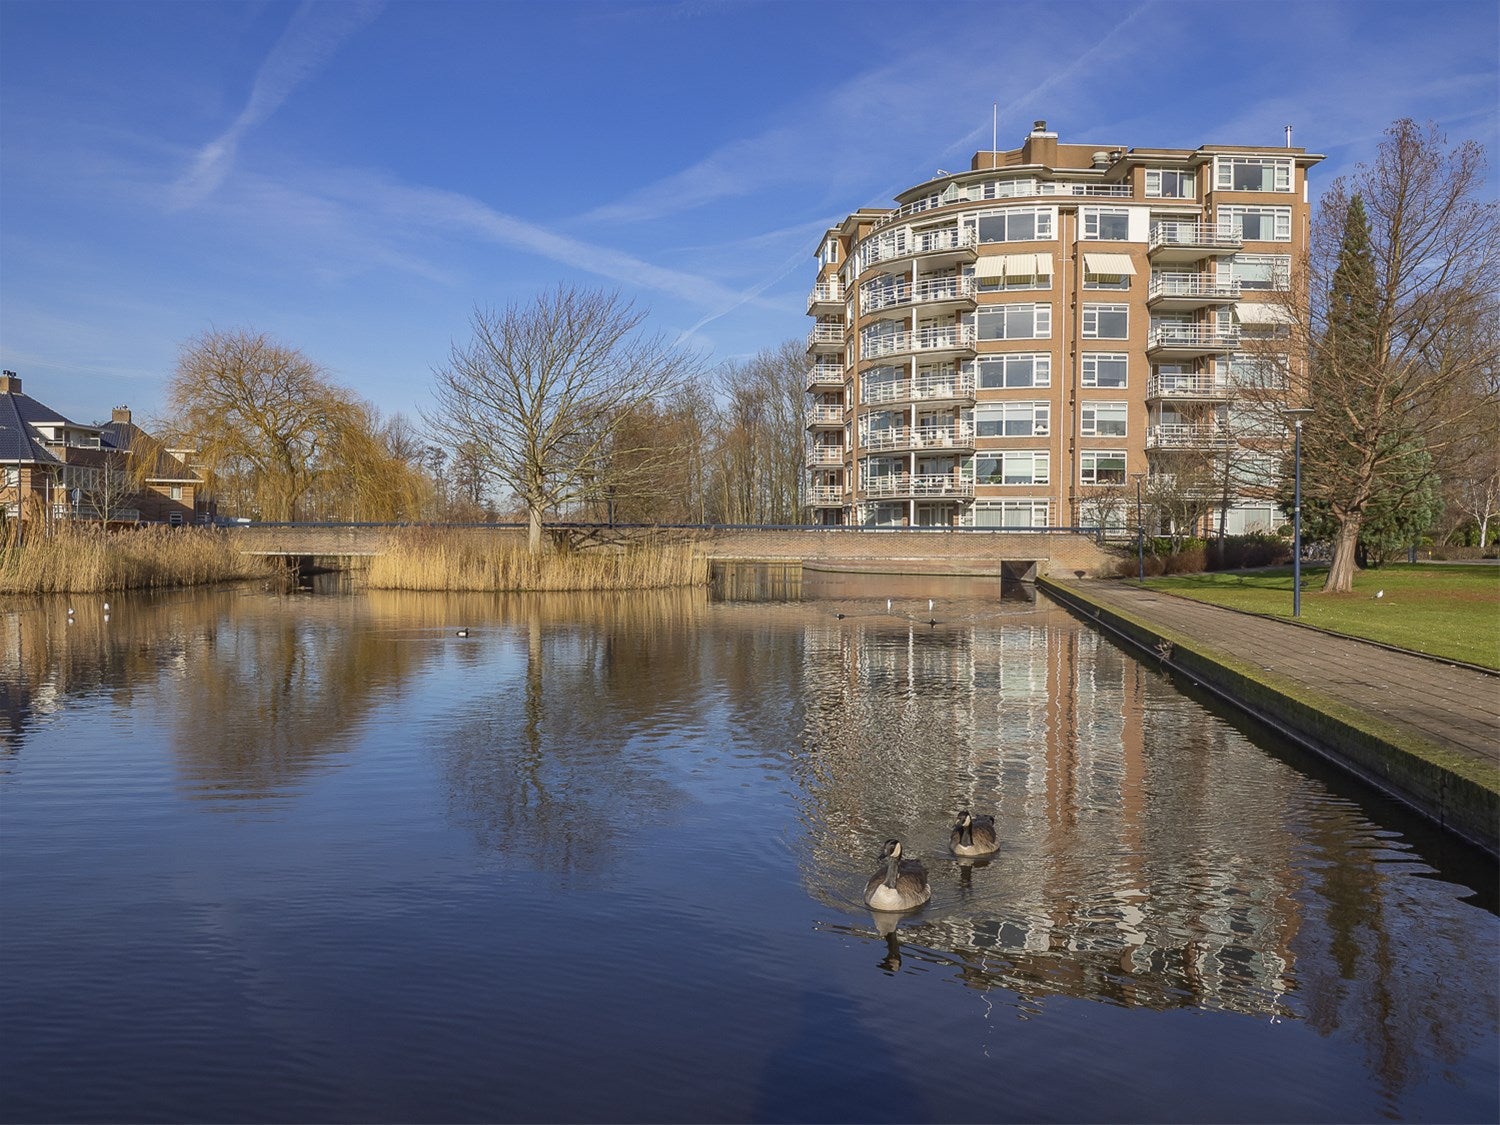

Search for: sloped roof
xmin=0 ymin=394 xmax=64 ymax=466
xmin=101 ymin=419 xmax=199 ymax=481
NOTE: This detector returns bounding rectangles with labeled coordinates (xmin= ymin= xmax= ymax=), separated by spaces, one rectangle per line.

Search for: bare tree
xmin=167 ymin=329 xmax=366 ymax=522
xmin=425 ymin=287 xmax=704 ymax=553
xmin=1247 ymin=120 xmax=1499 ymax=592
xmin=709 ymin=341 xmax=807 ymax=525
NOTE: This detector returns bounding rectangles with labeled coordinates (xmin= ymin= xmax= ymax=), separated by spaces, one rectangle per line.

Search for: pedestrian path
xmin=1053 ymin=578 xmax=1498 ymax=772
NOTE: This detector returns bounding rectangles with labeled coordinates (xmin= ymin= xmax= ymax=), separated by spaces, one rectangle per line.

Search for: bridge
xmin=227 ymin=522 xmax=1125 ymax=580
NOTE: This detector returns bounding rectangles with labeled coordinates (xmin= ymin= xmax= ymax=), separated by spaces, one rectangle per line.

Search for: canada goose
xmin=456 ymin=629 xmax=470 ymax=637
xmin=949 ymin=810 xmax=998 ymax=858
xmin=864 ymin=839 xmax=931 ymax=912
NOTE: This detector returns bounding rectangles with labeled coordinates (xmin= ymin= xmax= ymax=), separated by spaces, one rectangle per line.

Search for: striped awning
xmin=1082 ymin=252 xmax=1136 ymax=276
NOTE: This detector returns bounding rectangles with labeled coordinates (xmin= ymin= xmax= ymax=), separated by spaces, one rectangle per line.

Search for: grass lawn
xmin=1141 ymin=563 xmax=1500 ymax=670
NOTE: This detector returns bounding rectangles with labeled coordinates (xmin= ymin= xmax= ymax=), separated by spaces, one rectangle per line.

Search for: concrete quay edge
xmin=1038 ymin=576 xmax=1500 ymax=860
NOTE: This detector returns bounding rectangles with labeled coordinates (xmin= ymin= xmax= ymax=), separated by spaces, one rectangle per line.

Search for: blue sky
xmin=2 ymin=0 xmax=1496 ymax=430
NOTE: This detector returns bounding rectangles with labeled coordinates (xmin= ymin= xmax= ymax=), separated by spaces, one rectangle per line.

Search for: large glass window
xmin=1215 ymin=156 xmax=1293 ymax=192
xmin=1080 ymin=401 xmax=1128 ymax=437
xmin=1226 ymin=253 xmax=1291 ymax=290
xmin=974 ymin=451 xmax=1049 ymax=486
xmin=1219 ymin=206 xmax=1292 ymax=242
xmin=977 ymin=303 xmax=1051 ymax=340
xmin=975 ymin=353 xmax=1051 ymax=389
xmin=1081 ymin=353 xmax=1128 ymax=388
xmin=975 ymin=402 xmax=1050 ymax=438
xmin=1081 ymin=304 xmax=1128 ymax=338
xmin=1081 ymin=208 xmax=1131 ymax=240
xmin=1080 ymin=451 xmax=1127 ymax=484
xmin=1145 ymin=168 xmax=1196 ymax=199
xmin=972 ymin=500 xmax=1049 ymax=528
xmin=971 ymin=207 xmax=1055 ymax=243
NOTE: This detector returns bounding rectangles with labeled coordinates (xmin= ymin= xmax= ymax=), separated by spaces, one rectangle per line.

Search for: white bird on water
xmin=1375 ymin=590 xmax=1384 ymax=599
xmin=886 ymin=597 xmax=892 ymax=613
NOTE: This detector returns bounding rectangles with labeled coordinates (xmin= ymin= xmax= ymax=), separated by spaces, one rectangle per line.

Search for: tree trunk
xmin=527 ymin=504 xmax=543 ymax=556
xmin=1324 ymin=515 xmax=1362 ymax=592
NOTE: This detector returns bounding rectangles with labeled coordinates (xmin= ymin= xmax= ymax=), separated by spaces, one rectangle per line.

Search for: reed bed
xmin=0 ymin=524 xmax=275 ymax=594
xmin=366 ymin=527 xmax=709 ymax=591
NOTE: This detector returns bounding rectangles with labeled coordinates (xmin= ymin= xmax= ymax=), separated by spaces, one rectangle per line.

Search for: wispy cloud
xmin=170 ymin=1 xmax=382 ymax=210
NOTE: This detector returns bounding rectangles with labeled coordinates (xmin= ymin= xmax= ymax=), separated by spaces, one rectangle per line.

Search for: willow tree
xmin=425 ymin=287 xmax=704 ymax=553
xmin=1277 ymin=121 xmax=1499 ymax=592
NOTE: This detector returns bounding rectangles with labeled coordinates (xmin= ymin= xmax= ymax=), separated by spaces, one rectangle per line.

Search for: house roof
xmin=101 ymin=419 xmax=199 ymax=482
xmin=0 ymin=393 xmax=65 ymax=466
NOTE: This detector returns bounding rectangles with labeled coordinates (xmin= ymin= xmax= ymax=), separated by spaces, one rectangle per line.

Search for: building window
xmin=972 ymin=500 xmax=1049 ymax=528
xmin=1214 ymin=156 xmax=1293 ymax=193
xmin=2 ymin=468 xmax=17 ymax=488
xmin=1080 ymin=450 xmax=1128 ymax=484
xmin=1226 ymin=253 xmax=1291 ymax=290
xmin=1082 ymin=269 xmax=1130 ymax=290
xmin=1081 ymin=208 xmax=1131 ymax=240
xmin=1218 ymin=205 xmax=1292 ymax=242
xmin=977 ymin=303 xmax=1051 ymax=340
xmin=1145 ymin=168 xmax=1195 ymax=199
xmin=170 ymin=485 xmax=183 ymax=501
xmin=821 ymin=238 xmax=840 ymax=266
xmin=1081 ymin=354 xmax=1128 ymax=388
xmin=975 ymin=353 xmax=1051 ymax=389
xmin=975 ymin=402 xmax=1050 ymax=438
xmin=1080 ymin=401 xmax=1128 ymax=437
xmin=1226 ymin=353 xmax=1290 ymax=390
xmin=1081 ymin=304 xmax=1128 ymax=339
xmin=975 ymin=451 xmax=1049 ymax=486
xmin=974 ymin=270 xmax=1051 ymax=292
xmin=971 ymin=207 xmax=1055 ymax=243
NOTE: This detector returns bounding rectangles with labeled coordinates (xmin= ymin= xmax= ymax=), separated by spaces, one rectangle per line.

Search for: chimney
xmin=112 ymin=406 xmax=132 ymax=425
xmin=1021 ymin=119 xmax=1058 ymax=168
xmin=0 ymin=370 xmax=18 ymax=394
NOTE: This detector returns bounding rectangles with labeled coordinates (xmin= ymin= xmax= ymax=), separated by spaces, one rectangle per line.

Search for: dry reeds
xmin=0 ymin=523 xmax=275 ymax=593
xmin=366 ymin=527 xmax=708 ymax=591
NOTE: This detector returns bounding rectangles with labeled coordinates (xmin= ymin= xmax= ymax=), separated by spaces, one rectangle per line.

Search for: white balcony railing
xmin=861 ymin=474 xmax=976 ymax=499
xmin=861 ymin=275 xmax=977 ymax=314
xmin=1147 ymin=374 xmax=1231 ymax=399
xmin=806 ymin=446 xmax=846 ymax=467
xmin=1147 ymin=423 xmax=1234 ymax=449
xmin=859 ymin=423 xmax=974 ymax=453
xmin=861 ymin=372 xmax=976 ymax=406
xmin=806 ymin=280 xmax=843 ymax=312
xmin=861 ymin=226 xmax=977 ymax=270
xmin=872 ymin=181 xmax=1134 ymax=232
xmin=805 ymin=404 xmax=844 ymax=426
xmin=1148 ymin=274 xmax=1242 ymax=302
xmin=805 ymin=485 xmax=843 ymax=506
xmin=1148 ymin=223 xmax=1242 ymax=253
xmin=806 ymin=322 xmax=845 ymax=349
xmin=806 ymin=363 xmax=844 ymax=388
xmin=1147 ymin=326 xmax=1242 ymax=351
xmin=861 ymin=324 xmax=977 ymax=361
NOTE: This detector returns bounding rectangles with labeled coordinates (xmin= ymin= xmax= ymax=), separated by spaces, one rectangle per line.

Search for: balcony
xmin=806 ymin=280 xmax=843 ymax=314
xmin=806 ymin=322 xmax=846 ymax=353
xmin=860 ymin=324 xmax=977 ymax=363
xmin=860 ymin=422 xmax=975 ymax=454
xmin=1147 ymin=423 xmax=1234 ymax=450
xmin=861 ymin=275 xmax=978 ymax=318
xmin=1148 ymin=222 xmax=1242 ymax=262
xmin=1147 ymin=273 xmax=1241 ymax=310
xmin=1146 ymin=373 xmax=1232 ymax=401
xmin=805 ymin=403 xmax=845 ymax=429
xmin=861 ymin=371 xmax=976 ymax=407
xmin=861 ymin=226 xmax=978 ymax=272
xmin=861 ymin=473 xmax=975 ymax=500
xmin=806 ymin=362 xmax=844 ymax=392
xmin=805 ymin=485 xmax=844 ymax=507
xmin=806 ymin=446 xmax=846 ymax=468
xmin=1147 ymin=325 xmax=1241 ymax=358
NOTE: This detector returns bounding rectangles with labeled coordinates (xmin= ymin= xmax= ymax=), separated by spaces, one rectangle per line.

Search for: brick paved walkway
xmin=1055 ymin=579 xmax=1499 ymax=772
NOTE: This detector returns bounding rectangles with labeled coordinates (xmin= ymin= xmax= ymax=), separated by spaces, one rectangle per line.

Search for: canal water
xmin=1 ymin=581 xmax=1495 ymax=1123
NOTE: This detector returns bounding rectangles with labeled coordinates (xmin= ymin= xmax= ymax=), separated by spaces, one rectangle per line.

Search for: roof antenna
xmin=993 ymin=102 xmax=998 ymax=168
xmin=1285 ymin=124 xmax=1293 ymax=148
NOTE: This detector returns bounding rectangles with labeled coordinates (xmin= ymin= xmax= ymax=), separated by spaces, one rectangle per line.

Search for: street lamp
xmin=1281 ymin=408 xmax=1314 ymax=617
xmin=1131 ymin=471 xmax=1146 ymax=582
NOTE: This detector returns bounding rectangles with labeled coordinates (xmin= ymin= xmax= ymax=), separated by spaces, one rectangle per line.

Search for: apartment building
xmin=805 ymin=121 xmax=1323 ymax=532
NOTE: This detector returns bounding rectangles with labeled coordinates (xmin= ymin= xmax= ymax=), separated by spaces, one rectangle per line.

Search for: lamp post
xmin=1131 ymin=471 xmax=1145 ymax=583
xmin=1281 ymin=408 xmax=1314 ymax=617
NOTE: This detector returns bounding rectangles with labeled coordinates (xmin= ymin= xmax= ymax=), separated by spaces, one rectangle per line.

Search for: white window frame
xmin=1214 ymin=155 xmax=1293 ymax=193
xmin=974 ymin=402 xmax=1051 ymax=438
xmin=1218 ymin=205 xmax=1292 ymax=242
xmin=972 ymin=499 xmax=1050 ymax=528
xmin=1226 ymin=253 xmax=1291 ymax=291
xmin=974 ymin=451 xmax=1050 ymax=486
xmin=1079 ymin=450 xmax=1128 ymax=485
xmin=975 ymin=353 xmax=1052 ymax=389
xmin=977 ymin=303 xmax=1052 ymax=340
xmin=1081 ymin=353 xmax=1128 ymax=388
xmin=1081 ymin=207 xmax=1131 ymax=241
xmin=970 ymin=207 xmax=1056 ymax=243
xmin=1081 ymin=304 xmax=1129 ymax=339
xmin=1080 ymin=401 xmax=1129 ymax=437
xmin=1145 ymin=168 xmax=1196 ymax=199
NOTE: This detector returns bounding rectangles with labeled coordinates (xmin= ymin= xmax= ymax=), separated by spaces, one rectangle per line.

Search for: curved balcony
xmin=806 ymin=322 xmax=846 ymax=353
xmin=861 ymin=474 xmax=975 ymax=500
xmin=860 ymin=275 xmax=978 ymax=320
xmin=1148 ymin=222 xmax=1242 ymax=262
xmin=805 ymin=403 xmax=845 ymax=429
xmin=806 ymin=362 xmax=844 ymax=392
xmin=1146 ymin=374 xmax=1232 ymax=402
xmin=1148 ymin=273 xmax=1241 ymax=310
xmin=860 ymin=324 xmax=977 ymax=364
xmin=860 ymin=226 xmax=978 ymax=274
xmin=861 ymin=372 xmax=976 ymax=408
xmin=1146 ymin=325 xmax=1241 ymax=358
xmin=859 ymin=422 xmax=976 ymax=455
xmin=1146 ymin=423 xmax=1234 ymax=450
xmin=806 ymin=280 xmax=843 ymax=314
